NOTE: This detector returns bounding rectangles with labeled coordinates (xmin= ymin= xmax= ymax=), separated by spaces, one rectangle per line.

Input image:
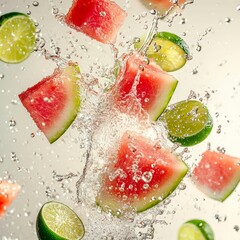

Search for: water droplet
xmin=225 ymin=17 xmax=232 ymax=23
xmin=180 ymin=18 xmax=186 ymax=24
xmin=142 ymin=171 xmax=153 ymax=183
xmin=236 ymin=5 xmax=240 ymax=11
xmin=143 ymin=183 xmax=149 ymax=189
xmin=9 ymin=119 xmax=16 ymax=128
xmin=0 ymin=74 xmax=4 ymax=79
xmin=52 ymin=6 xmax=59 ymax=15
xmin=32 ymin=1 xmax=39 ymax=7
xmin=100 ymin=11 xmax=106 ymax=17
xmin=196 ymin=44 xmax=202 ymax=52
xmin=234 ymin=225 xmax=239 ymax=232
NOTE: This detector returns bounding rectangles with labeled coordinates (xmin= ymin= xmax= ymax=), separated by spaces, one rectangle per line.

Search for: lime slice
xmin=134 ymin=31 xmax=190 ymax=72
xmin=36 ymin=201 xmax=85 ymax=240
xmin=178 ymin=219 xmax=214 ymax=240
xmin=0 ymin=12 xmax=36 ymax=63
xmin=161 ymin=100 xmax=213 ymax=146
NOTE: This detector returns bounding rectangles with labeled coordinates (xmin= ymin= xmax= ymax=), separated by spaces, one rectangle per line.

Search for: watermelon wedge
xmin=96 ymin=131 xmax=188 ymax=215
xmin=0 ymin=181 xmax=21 ymax=217
xmin=141 ymin=0 xmax=186 ymax=13
xmin=65 ymin=0 xmax=127 ymax=44
xmin=19 ymin=64 xmax=81 ymax=143
xmin=192 ymin=150 xmax=240 ymax=202
xmin=113 ymin=54 xmax=178 ymax=121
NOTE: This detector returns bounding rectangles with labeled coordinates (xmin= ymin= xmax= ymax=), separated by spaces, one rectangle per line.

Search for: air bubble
xmin=142 ymin=171 xmax=153 ymax=183
xmin=0 ymin=74 xmax=4 ymax=79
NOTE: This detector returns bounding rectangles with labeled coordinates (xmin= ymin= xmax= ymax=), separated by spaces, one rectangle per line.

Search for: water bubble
xmin=0 ymin=74 xmax=4 ymax=79
xmin=32 ymin=1 xmax=39 ymax=7
xmin=196 ymin=44 xmax=202 ymax=52
xmin=10 ymin=152 xmax=19 ymax=163
xmin=100 ymin=11 xmax=106 ymax=17
xmin=180 ymin=18 xmax=186 ymax=24
xmin=233 ymin=225 xmax=239 ymax=232
xmin=142 ymin=171 xmax=153 ymax=183
xmin=236 ymin=5 xmax=240 ymax=11
xmin=9 ymin=119 xmax=16 ymax=129
xmin=225 ymin=17 xmax=232 ymax=23
xmin=0 ymin=157 xmax=4 ymax=163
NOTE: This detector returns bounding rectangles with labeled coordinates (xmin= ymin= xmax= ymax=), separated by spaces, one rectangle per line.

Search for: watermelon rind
xmin=96 ymin=133 xmax=188 ymax=216
xmin=19 ymin=64 xmax=81 ymax=144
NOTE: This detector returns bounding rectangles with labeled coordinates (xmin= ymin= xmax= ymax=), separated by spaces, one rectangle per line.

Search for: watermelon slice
xmin=0 ymin=181 xmax=21 ymax=217
xmin=96 ymin=131 xmax=188 ymax=215
xmin=113 ymin=54 xmax=178 ymax=121
xmin=192 ymin=150 xmax=240 ymax=202
xmin=19 ymin=64 xmax=81 ymax=143
xmin=65 ymin=0 xmax=127 ymax=44
xmin=141 ymin=0 xmax=186 ymax=13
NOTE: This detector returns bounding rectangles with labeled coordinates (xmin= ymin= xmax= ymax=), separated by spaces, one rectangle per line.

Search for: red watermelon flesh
xmin=0 ymin=181 xmax=21 ymax=217
xmin=142 ymin=0 xmax=186 ymax=13
xmin=65 ymin=0 xmax=127 ymax=44
xmin=96 ymin=131 xmax=188 ymax=215
xmin=192 ymin=150 xmax=240 ymax=202
xmin=19 ymin=64 xmax=81 ymax=143
xmin=113 ymin=54 xmax=178 ymax=121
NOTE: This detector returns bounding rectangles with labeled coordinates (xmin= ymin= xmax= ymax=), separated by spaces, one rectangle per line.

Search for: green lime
xmin=36 ymin=201 xmax=85 ymax=240
xmin=0 ymin=12 xmax=36 ymax=63
xmin=178 ymin=219 xmax=214 ymax=240
xmin=134 ymin=31 xmax=190 ymax=72
xmin=161 ymin=100 xmax=213 ymax=146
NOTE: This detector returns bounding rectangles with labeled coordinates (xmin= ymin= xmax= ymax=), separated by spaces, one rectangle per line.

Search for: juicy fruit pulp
xmin=97 ymin=131 xmax=188 ymax=215
xmin=161 ymin=100 xmax=213 ymax=146
xmin=65 ymin=0 xmax=127 ymax=44
xmin=36 ymin=201 xmax=85 ymax=240
xmin=0 ymin=12 xmax=36 ymax=63
xmin=0 ymin=181 xmax=21 ymax=217
xmin=19 ymin=64 xmax=81 ymax=143
xmin=135 ymin=31 xmax=190 ymax=72
xmin=113 ymin=54 xmax=178 ymax=121
xmin=178 ymin=219 xmax=214 ymax=240
xmin=192 ymin=151 xmax=240 ymax=202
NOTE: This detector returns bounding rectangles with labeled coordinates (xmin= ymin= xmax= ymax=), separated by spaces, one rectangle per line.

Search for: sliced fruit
xmin=135 ymin=31 xmax=190 ymax=72
xmin=36 ymin=201 xmax=85 ymax=240
xmin=0 ymin=181 xmax=21 ymax=217
xmin=161 ymin=100 xmax=213 ymax=146
xmin=65 ymin=0 xmax=127 ymax=44
xmin=113 ymin=53 xmax=178 ymax=121
xmin=96 ymin=131 xmax=188 ymax=215
xmin=0 ymin=12 xmax=36 ymax=63
xmin=178 ymin=219 xmax=214 ymax=240
xmin=192 ymin=150 xmax=240 ymax=202
xmin=141 ymin=0 xmax=186 ymax=14
xmin=19 ymin=63 xmax=81 ymax=143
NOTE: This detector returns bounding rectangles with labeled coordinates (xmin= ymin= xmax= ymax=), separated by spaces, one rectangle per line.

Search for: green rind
xmin=183 ymin=219 xmax=214 ymax=240
xmin=0 ymin=12 xmax=26 ymax=26
xmin=136 ymin=160 xmax=188 ymax=213
xmin=96 ymin=159 xmax=188 ymax=216
xmin=47 ymin=65 xmax=81 ymax=143
xmin=194 ymin=170 xmax=240 ymax=202
xmin=151 ymin=78 xmax=178 ymax=121
xmin=36 ymin=201 xmax=85 ymax=240
xmin=168 ymin=114 xmax=213 ymax=146
xmin=155 ymin=32 xmax=190 ymax=56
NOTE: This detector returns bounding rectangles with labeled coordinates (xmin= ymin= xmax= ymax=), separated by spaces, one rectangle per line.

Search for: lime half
xmin=161 ymin=100 xmax=213 ymax=146
xmin=134 ymin=31 xmax=190 ymax=72
xmin=178 ymin=219 xmax=214 ymax=240
xmin=0 ymin=12 xmax=36 ymax=63
xmin=36 ymin=201 xmax=85 ymax=240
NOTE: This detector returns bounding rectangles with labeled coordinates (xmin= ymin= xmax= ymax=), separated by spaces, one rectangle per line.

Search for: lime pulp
xmin=178 ymin=219 xmax=214 ymax=240
xmin=161 ymin=100 xmax=213 ymax=146
xmin=36 ymin=201 xmax=85 ymax=240
xmin=0 ymin=12 xmax=36 ymax=63
xmin=134 ymin=31 xmax=190 ymax=72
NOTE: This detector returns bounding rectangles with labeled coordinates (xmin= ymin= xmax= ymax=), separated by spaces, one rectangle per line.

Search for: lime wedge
xmin=161 ymin=100 xmax=213 ymax=146
xmin=178 ymin=219 xmax=214 ymax=240
xmin=0 ymin=12 xmax=36 ymax=63
xmin=36 ymin=201 xmax=85 ymax=240
xmin=134 ymin=31 xmax=190 ymax=72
